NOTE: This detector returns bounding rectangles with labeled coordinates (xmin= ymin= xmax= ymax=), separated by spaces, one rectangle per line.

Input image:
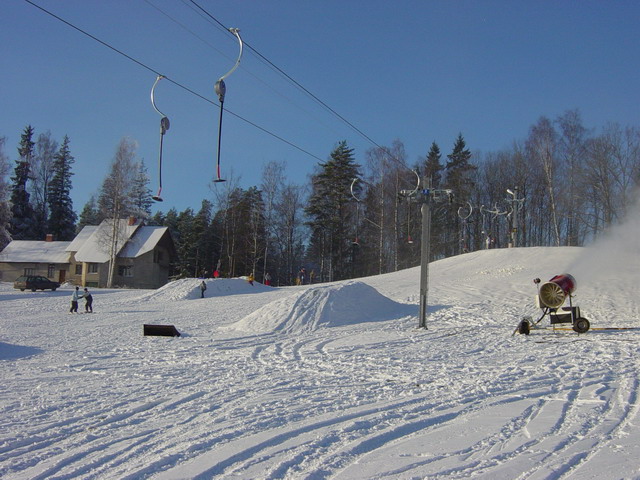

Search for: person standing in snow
xmin=70 ymin=286 xmax=81 ymax=313
xmin=200 ymin=280 xmax=207 ymax=298
xmin=83 ymin=288 xmax=93 ymax=313
xmin=264 ymin=272 xmax=271 ymax=286
xmin=247 ymin=273 xmax=254 ymax=286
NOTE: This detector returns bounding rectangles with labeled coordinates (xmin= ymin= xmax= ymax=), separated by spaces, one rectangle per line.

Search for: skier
xmin=299 ymin=267 xmax=306 ymax=285
xmin=247 ymin=273 xmax=254 ymax=286
xmin=70 ymin=286 xmax=81 ymax=313
xmin=83 ymin=288 xmax=93 ymax=313
xmin=200 ymin=280 xmax=207 ymax=298
xmin=264 ymin=272 xmax=271 ymax=286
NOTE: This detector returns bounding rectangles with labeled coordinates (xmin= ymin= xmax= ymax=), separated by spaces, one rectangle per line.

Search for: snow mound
xmin=230 ymin=281 xmax=409 ymax=334
xmin=135 ymin=277 xmax=272 ymax=302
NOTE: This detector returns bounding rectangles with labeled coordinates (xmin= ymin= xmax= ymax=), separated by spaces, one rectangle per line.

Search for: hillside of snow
xmin=1 ymin=224 xmax=639 ymax=479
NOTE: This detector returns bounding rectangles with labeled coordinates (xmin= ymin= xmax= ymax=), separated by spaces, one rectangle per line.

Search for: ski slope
xmin=1 ymin=234 xmax=639 ymax=478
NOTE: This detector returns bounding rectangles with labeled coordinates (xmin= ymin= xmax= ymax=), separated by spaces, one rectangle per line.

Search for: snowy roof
xmin=65 ymin=226 xmax=97 ymax=252
xmin=119 ymin=227 xmax=168 ymax=258
xmin=73 ymin=219 xmax=141 ymax=263
xmin=0 ymin=240 xmax=72 ymax=264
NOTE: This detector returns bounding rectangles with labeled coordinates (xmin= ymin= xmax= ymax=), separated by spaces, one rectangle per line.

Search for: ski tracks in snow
xmin=150 ymin=321 xmax=640 ymax=480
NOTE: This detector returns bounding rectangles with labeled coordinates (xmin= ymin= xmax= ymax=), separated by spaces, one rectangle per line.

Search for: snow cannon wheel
xmin=518 ymin=319 xmax=531 ymax=335
xmin=572 ymin=317 xmax=590 ymax=334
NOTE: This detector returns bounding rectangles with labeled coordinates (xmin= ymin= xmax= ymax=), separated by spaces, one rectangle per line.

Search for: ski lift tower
xmin=403 ymin=177 xmax=453 ymax=329
xmin=506 ymin=187 xmax=524 ymax=247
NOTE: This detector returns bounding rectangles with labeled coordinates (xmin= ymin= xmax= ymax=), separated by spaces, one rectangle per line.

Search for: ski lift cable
xmin=23 ymin=0 xmax=325 ymax=164
xmin=151 ymin=0 xmax=356 ymax=142
xmin=187 ymin=0 xmax=378 ymax=146
xmin=187 ymin=0 xmax=415 ymax=177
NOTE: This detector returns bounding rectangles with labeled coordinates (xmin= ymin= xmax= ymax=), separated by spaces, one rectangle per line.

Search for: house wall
xmin=113 ymin=247 xmax=171 ymax=289
xmin=0 ymin=262 xmax=69 ymax=283
xmin=67 ymin=254 xmax=105 ymax=288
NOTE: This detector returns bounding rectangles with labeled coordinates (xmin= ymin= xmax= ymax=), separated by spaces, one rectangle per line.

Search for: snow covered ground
xmin=1 ymin=234 xmax=639 ymax=478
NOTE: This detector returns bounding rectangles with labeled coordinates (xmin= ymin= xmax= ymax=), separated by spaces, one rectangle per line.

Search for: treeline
xmin=1 ymin=109 xmax=639 ymax=286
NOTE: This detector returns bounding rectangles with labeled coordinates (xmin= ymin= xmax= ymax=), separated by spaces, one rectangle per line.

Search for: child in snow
xmin=247 ymin=274 xmax=254 ymax=286
xmin=70 ymin=286 xmax=81 ymax=313
xmin=83 ymin=288 xmax=93 ymax=313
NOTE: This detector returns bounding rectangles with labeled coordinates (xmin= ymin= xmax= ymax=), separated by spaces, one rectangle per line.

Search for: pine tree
xmin=10 ymin=125 xmax=36 ymax=239
xmin=424 ymin=142 xmax=444 ymax=187
xmin=176 ymin=208 xmax=195 ymax=277
xmin=78 ymin=196 xmax=100 ymax=231
xmin=130 ymin=160 xmax=153 ymax=219
xmin=306 ymin=141 xmax=360 ymax=281
xmin=47 ymin=135 xmax=77 ymax=240
xmin=192 ymin=200 xmax=214 ymax=277
xmin=445 ymin=134 xmax=475 ymax=197
xmin=444 ymin=134 xmax=476 ymax=255
xmin=0 ymin=137 xmax=12 ymax=249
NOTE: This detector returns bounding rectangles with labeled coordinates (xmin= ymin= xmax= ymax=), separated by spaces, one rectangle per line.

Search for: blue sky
xmin=2 ymin=0 xmax=639 ymax=214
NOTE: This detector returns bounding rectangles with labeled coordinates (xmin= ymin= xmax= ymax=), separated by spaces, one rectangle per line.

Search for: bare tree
xmin=556 ymin=109 xmax=589 ymax=245
xmin=29 ymin=131 xmax=58 ymax=239
xmin=526 ymin=117 xmax=562 ymax=246
xmin=210 ymin=169 xmax=241 ymax=276
xmin=274 ymin=183 xmax=306 ymax=285
xmin=261 ymin=160 xmax=285 ymax=282
xmin=97 ymin=138 xmax=138 ymax=287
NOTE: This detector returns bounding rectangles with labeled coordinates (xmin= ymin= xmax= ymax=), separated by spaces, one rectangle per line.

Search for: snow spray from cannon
xmin=537 ymin=273 xmax=576 ymax=308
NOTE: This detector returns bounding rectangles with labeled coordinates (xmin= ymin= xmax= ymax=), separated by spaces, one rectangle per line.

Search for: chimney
xmin=45 ymin=234 xmax=54 ymax=242
xmin=128 ymin=216 xmax=137 ymax=226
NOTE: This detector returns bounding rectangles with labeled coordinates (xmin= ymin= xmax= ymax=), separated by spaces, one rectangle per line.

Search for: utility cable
xmin=188 ymin=0 xmax=383 ymax=150
xmin=187 ymin=0 xmax=416 ymax=177
xmin=22 ymin=0 xmax=325 ymax=163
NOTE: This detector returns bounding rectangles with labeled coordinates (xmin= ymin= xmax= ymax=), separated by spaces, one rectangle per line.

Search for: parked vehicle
xmin=14 ymin=275 xmax=61 ymax=292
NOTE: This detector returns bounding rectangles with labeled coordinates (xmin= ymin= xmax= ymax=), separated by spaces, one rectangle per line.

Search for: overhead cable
xmin=22 ymin=0 xmax=325 ymax=163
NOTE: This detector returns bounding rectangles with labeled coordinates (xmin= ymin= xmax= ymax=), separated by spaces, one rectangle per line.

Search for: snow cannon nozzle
xmin=538 ymin=273 xmax=576 ymax=309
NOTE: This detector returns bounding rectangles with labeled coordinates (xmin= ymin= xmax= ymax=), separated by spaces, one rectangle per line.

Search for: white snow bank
xmin=229 ymin=280 xmax=413 ymax=334
xmin=135 ymin=277 xmax=272 ymax=302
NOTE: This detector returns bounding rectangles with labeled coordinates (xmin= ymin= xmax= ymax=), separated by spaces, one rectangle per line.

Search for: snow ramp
xmin=230 ymin=281 xmax=411 ymax=334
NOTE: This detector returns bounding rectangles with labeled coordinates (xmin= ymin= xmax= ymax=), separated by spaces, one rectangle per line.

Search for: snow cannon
xmin=538 ymin=273 xmax=576 ymax=309
xmin=514 ymin=273 xmax=590 ymax=335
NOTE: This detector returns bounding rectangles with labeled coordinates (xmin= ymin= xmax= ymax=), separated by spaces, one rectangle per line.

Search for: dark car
xmin=14 ymin=275 xmax=61 ymax=292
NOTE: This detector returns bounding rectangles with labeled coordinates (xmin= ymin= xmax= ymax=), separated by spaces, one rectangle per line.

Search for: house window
xmin=24 ymin=268 xmax=35 ymax=276
xmin=48 ymin=264 xmax=55 ymax=278
xmin=118 ymin=265 xmax=133 ymax=277
xmin=88 ymin=263 xmax=99 ymax=274
xmin=75 ymin=264 xmax=82 ymax=275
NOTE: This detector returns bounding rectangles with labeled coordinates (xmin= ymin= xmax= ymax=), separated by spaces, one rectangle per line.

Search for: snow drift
xmin=229 ymin=281 xmax=413 ymax=334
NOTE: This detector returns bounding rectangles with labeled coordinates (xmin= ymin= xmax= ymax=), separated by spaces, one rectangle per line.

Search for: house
xmin=0 ymin=234 xmax=71 ymax=283
xmin=0 ymin=218 xmax=177 ymax=289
